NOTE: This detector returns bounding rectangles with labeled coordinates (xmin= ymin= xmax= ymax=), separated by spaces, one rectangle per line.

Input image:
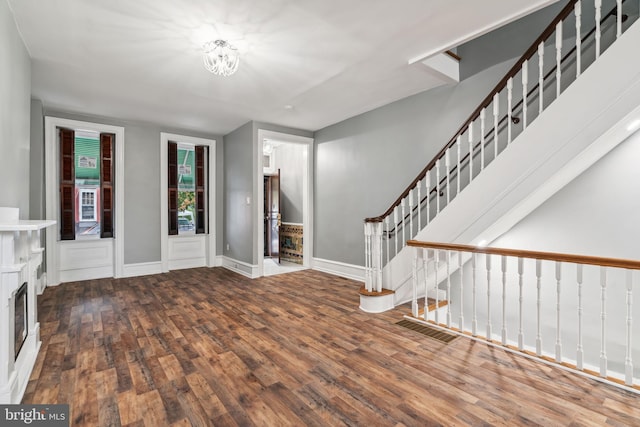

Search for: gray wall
xmin=30 ymin=99 xmax=45 ymax=220
xmin=38 ymin=108 xmax=224 ymax=265
xmin=223 ymin=121 xmax=254 ymax=264
xmin=457 ymin=1 xmax=565 ymax=80
xmin=274 ymin=143 xmax=305 ymax=224
xmin=1 ymin=1 xmax=31 ymax=218
xmin=314 ymin=59 xmax=514 ymax=266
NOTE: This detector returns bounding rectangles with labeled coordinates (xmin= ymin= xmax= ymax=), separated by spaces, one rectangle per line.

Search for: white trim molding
xmin=44 ymin=117 xmax=125 ymax=285
xmin=312 ymin=257 xmax=365 ymax=282
xmin=160 ymin=133 xmax=217 ymax=273
xmin=221 ymin=256 xmax=259 ymax=278
xmin=122 ymin=262 xmax=163 ymax=278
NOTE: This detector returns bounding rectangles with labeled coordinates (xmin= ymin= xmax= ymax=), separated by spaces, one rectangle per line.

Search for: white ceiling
xmin=8 ymin=0 xmax=559 ymax=135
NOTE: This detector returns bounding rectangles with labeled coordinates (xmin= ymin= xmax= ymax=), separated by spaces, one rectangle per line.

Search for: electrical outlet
xmin=226 ymin=243 xmax=230 ymax=251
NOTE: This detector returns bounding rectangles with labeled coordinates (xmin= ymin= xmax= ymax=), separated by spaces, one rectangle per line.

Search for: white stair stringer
xmin=382 ymin=18 xmax=640 ymax=307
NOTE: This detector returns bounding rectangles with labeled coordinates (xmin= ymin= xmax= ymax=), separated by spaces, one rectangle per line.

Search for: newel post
xmin=364 ymin=221 xmax=384 ymax=293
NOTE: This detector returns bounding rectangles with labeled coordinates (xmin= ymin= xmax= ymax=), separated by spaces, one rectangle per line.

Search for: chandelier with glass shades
xmin=203 ymin=40 xmax=240 ymax=76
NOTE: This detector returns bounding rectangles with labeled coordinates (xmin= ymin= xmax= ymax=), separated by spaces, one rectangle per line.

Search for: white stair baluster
xmin=375 ymin=223 xmax=383 ymax=291
xmin=507 ymin=78 xmax=513 ymax=145
xmin=486 ymin=254 xmax=492 ymax=340
xmin=617 ymin=0 xmax=623 ymax=39
xmin=556 ymin=22 xmax=563 ymax=99
xmin=401 ymin=198 xmax=406 ymax=249
xmin=480 ymin=108 xmax=486 ymax=170
xmin=472 ymin=252 xmax=478 ymax=336
xmin=555 ymin=261 xmax=562 ymax=362
xmin=384 ymin=216 xmax=390 ymax=266
xmin=538 ymin=42 xmax=544 ymax=115
xmin=522 ymin=60 xmax=529 ymax=129
xmin=595 ymin=0 xmax=602 ymax=59
xmin=423 ymin=248 xmax=430 ymax=321
xmin=456 ymin=136 xmax=462 ymax=195
xmin=425 ymin=173 xmax=431 ymax=226
xmin=577 ymin=264 xmax=584 ymax=370
xmin=417 ymin=180 xmax=422 ymax=232
xmin=459 ymin=251 xmax=464 ymax=330
xmin=412 ymin=247 xmax=420 ymax=317
xmin=518 ymin=257 xmax=524 ymax=350
xmin=446 ymin=250 xmax=452 ymax=328
xmin=436 ymin=158 xmax=441 ymax=214
xmin=501 ymin=255 xmax=507 ymax=345
xmin=393 ymin=206 xmax=398 ymax=257
xmin=468 ymin=121 xmax=474 ymax=180
xmin=445 ymin=149 xmax=451 ymax=206
xmin=364 ymin=223 xmax=371 ymax=292
xmin=576 ymin=1 xmax=582 ymax=77
xmin=434 ymin=249 xmax=440 ymax=324
xmin=408 ymin=189 xmax=414 ymax=239
xmin=625 ymin=270 xmax=633 ymax=385
xmin=493 ymin=93 xmax=499 ymax=159
xmin=536 ymin=259 xmax=543 ymax=356
xmin=600 ymin=267 xmax=608 ymax=377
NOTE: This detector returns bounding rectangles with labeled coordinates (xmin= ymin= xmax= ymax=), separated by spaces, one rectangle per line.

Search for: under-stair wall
xmin=377 ymin=4 xmax=640 ymax=309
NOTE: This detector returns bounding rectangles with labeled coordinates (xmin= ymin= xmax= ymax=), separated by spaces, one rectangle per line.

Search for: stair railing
xmin=363 ymin=0 xmax=634 ymax=293
xmin=407 ymin=239 xmax=640 ymax=393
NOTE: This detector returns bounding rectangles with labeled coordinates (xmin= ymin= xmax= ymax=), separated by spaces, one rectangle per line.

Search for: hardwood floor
xmin=23 ymin=268 xmax=639 ymax=426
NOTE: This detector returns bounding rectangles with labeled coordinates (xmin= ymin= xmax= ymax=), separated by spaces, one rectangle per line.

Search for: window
xmin=80 ymin=189 xmax=97 ymax=221
xmin=168 ymin=141 xmax=208 ymax=235
xmin=59 ymin=127 xmax=115 ymax=240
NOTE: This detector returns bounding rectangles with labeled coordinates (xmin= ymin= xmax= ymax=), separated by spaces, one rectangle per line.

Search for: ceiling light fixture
xmin=203 ymin=40 xmax=239 ymax=77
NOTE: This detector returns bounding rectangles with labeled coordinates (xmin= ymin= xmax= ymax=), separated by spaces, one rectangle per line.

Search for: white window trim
xmin=160 ymin=132 xmax=216 ymax=272
xmin=44 ymin=117 xmax=125 ymax=284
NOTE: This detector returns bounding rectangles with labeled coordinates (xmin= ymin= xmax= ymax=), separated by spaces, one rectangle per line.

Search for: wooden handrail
xmin=407 ymin=240 xmax=640 ymax=270
xmin=445 ymin=50 xmax=461 ymax=62
xmin=365 ymin=0 xmax=582 ymax=224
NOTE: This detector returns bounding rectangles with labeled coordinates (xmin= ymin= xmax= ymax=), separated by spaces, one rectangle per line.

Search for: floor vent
xmin=396 ymin=319 xmax=458 ymax=344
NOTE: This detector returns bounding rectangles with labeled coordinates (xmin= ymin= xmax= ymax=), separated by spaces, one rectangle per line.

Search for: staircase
xmin=361 ymin=0 xmax=640 ymax=312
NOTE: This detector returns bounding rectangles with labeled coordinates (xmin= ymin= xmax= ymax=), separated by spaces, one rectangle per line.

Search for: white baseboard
xmin=312 ymin=257 xmax=365 ymax=282
xmin=59 ymin=266 xmax=113 ymax=283
xmin=122 ymin=262 xmax=163 ymax=278
xmin=214 ymin=255 xmax=224 ymax=267
xmin=168 ymin=258 xmax=206 ymax=271
xmin=222 ymin=256 xmax=259 ymax=279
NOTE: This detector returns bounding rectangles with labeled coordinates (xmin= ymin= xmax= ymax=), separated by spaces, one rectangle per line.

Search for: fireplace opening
xmin=14 ymin=282 xmax=27 ymax=360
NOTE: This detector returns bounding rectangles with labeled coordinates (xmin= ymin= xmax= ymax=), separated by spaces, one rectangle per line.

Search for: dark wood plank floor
xmin=23 ymin=268 xmax=639 ymax=426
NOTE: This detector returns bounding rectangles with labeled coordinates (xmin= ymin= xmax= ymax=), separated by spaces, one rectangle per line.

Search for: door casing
xmin=256 ymin=130 xmax=313 ymax=277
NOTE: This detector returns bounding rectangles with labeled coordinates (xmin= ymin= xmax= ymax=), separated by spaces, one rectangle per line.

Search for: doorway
xmin=256 ymin=130 xmax=313 ymax=277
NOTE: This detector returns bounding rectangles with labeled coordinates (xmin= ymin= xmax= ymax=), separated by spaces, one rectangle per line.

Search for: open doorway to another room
xmin=258 ymin=131 xmax=313 ymax=277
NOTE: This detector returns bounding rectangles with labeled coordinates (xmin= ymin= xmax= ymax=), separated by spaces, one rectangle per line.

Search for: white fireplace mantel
xmin=0 ymin=207 xmax=55 ymax=404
